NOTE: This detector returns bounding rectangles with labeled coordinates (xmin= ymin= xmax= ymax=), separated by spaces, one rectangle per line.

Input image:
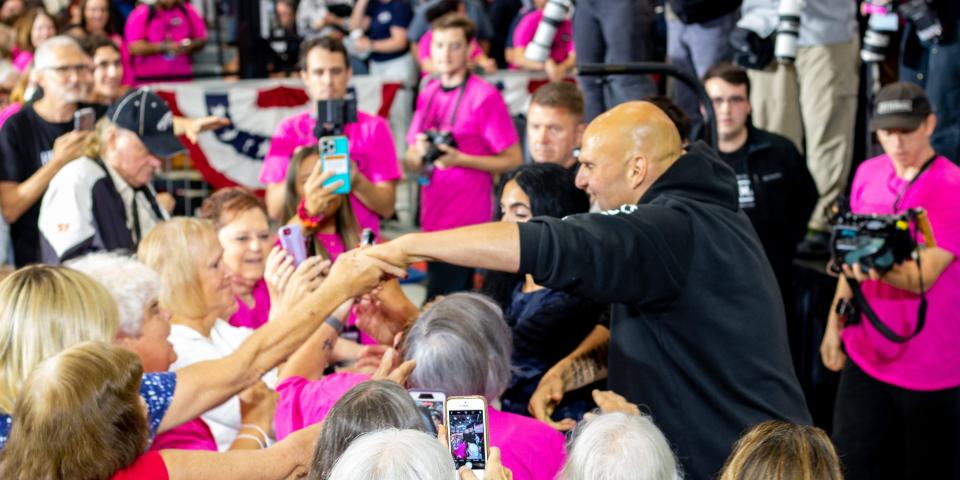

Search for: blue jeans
xmin=574 ymin=0 xmax=657 ymax=122
xmin=900 ymin=21 xmax=960 ymax=164
xmin=667 ymin=9 xmax=738 ymax=131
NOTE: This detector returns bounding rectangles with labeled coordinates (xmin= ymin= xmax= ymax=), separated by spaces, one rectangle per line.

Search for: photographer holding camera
xmin=404 ymin=13 xmax=521 ymax=300
xmin=821 ymin=82 xmax=960 ymax=479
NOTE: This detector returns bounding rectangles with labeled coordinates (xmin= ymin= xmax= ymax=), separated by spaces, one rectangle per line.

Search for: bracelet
xmin=235 ymin=433 xmax=266 ymax=449
xmin=297 ymin=198 xmax=325 ymax=230
xmin=241 ymin=423 xmax=270 ymax=443
xmin=324 ymin=315 xmax=344 ymax=333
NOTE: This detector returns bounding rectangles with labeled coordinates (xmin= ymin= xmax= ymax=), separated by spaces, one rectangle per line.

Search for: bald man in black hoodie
xmin=364 ymin=101 xmax=811 ymax=479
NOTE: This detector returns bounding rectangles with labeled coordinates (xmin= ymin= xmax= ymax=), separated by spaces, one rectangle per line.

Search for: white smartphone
xmin=409 ymin=390 xmax=446 ymax=435
xmin=445 ymin=396 xmax=488 ymax=478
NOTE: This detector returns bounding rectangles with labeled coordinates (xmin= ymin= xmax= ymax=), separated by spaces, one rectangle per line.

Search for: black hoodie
xmin=517 ymin=142 xmax=811 ymax=480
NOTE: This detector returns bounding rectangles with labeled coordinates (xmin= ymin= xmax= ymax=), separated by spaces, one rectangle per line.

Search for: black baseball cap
xmin=106 ymin=88 xmax=185 ymax=158
xmin=869 ymin=82 xmax=933 ymax=132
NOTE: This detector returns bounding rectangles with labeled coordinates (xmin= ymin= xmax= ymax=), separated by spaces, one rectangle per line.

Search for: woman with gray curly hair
xmin=402 ymin=292 xmax=566 ymax=480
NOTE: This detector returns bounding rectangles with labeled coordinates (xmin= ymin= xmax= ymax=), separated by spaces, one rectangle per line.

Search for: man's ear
xmin=925 ymin=113 xmax=937 ymax=136
xmin=575 ymin=122 xmax=586 ymax=145
xmin=628 ymin=154 xmax=647 ymax=190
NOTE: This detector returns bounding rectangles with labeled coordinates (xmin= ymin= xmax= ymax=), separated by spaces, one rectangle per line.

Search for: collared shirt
xmin=102 ymin=160 xmax=167 ymax=244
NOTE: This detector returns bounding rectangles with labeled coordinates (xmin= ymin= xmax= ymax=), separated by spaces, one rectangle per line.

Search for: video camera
xmin=828 ymin=201 xmax=936 ymax=343
xmin=828 ymin=210 xmax=920 ymax=275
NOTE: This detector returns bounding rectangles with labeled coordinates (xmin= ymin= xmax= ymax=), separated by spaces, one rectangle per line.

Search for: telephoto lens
xmin=524 ymin=0 xmax=574 ymax=63
xmin=774 ymin=0 xmax=803 ymax=64
xmin=860 ymin=11 xmax=898 ymax=63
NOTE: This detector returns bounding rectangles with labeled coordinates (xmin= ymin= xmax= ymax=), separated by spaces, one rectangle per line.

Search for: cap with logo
xmin=106 ymin=88 xmax=185 ymax=159
xmin=869 ymin=82 xmax=933 ymax=132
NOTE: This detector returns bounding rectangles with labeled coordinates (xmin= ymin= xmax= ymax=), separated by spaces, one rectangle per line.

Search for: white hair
xmin=33 ymin=35 xmax=85 ymax=71
xmin=403 ymin=293 xmax=512 ymax=400
xmin=560 ymin=412 xmax=680 ymax=480
xmin=327 ymin=429 xmax=453 ymax=480
xmin=66 ymin=252 xmax=160 ymax=337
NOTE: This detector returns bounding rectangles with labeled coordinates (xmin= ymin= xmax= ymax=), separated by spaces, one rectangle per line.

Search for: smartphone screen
xmin=446 ymin=397 xmax=487 ymax=471
xmin=409 ymin=391 xmax=445 ymax=435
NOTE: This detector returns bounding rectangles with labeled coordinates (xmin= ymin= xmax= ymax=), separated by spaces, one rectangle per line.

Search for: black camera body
xmin=829 ymin=211 xmax=917 ymax=274
xmin=314 ymin=98 xmax=358 ymax=137
xmin=422 ymin=130 xmax=457 ymax=165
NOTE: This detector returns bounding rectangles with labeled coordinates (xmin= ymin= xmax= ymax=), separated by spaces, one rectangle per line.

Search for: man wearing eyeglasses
xmin=703 ymin=62 xmax=817 ymax=306
xmin=0 ymin=35 xmax=102 ymax=266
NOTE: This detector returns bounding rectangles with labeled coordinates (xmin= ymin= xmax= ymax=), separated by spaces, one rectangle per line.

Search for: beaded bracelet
xmin=297 ymin=198 xmax=325 ymax=230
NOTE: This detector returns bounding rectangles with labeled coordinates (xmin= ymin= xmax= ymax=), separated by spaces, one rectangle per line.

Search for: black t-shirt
xmin=0 ymin=103 xmax=107 ymax=266
xmin=719 ymin=142 xmax=755 ymax=210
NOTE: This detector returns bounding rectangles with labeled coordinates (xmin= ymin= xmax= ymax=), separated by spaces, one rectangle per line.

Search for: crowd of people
xmin=0 ymin=0 xmax=956 ymax=479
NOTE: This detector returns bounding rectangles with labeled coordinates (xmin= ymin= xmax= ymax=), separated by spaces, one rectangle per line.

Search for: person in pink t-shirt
xmin=199 ymin=188 xmax=274 ymax=330
xmin=413 ymin=0 xmax=495 ymax=76
xmin=405 ymin=13 xmax=520 ymax=299
xmin=402 ymin=293 xmax=566 ymax=480
xmin=260 ymin=36 xmax=400 ymax=241
xmin=820 ymin=83 xmax=960 ymax=479
xmin=11 ymin=7 xmax=57 ymax=72
xmin=508 ymin=0 xmax=575 ymax=82
xmin=124 ymin=0 xmax=207 ymax=82
xmin=65 ymin=0 xmax=135 ymax=85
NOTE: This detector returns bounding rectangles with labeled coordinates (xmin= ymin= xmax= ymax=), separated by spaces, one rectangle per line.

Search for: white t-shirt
xmin=168 ymin=319 xmax=278 ymax=451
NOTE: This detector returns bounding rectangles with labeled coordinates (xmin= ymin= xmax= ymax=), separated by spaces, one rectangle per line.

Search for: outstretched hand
xmin=370 ymin=347 xmax=416 ymax=385
xmin=327 ymin=248 xmax=408 ymax=300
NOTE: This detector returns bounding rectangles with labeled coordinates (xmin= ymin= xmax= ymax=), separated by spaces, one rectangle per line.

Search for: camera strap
xmin=846 ymin=276 xmax=927 ymax=343
xmin=892 ymin=153 xmax=937 ymax=211
xmin=423 ymin=73 xmax=470 ymax=131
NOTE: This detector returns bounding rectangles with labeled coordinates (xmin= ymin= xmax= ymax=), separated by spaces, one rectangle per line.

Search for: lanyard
xmin=891 ymin=153 xmax=937 ymax=212
xmin=422 ymin=73 xmax=469 ymax=131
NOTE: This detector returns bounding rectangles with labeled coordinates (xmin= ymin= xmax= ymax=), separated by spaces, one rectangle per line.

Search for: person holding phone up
xmin=403 ymin=13 xmax=521 ymax=300
xmin=261 ymin=36 xmax=401 ymax=242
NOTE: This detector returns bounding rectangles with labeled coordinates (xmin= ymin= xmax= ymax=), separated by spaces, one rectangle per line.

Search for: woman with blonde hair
xmin=0 ymin=249 xmax=402 ymax=450
xmin=138 ymin=216 xmax=330 ymax=450
xmin=719 ymin=420 xmax=843 ymax=480
xmin=0 ymin=341 xmax=319 ymax=479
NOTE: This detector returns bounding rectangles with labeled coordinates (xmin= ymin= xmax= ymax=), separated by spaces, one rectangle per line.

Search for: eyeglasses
xmin=710 ymin=96 xmax=748 ymax=107
xmin=43 ymin=64 xmax=94 ymax=76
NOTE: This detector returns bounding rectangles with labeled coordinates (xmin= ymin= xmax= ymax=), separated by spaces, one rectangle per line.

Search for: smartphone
xmin=445 ymin=396 xmax=488 ymax=477
xmin=360 ymin=228 xmax=375 ymax=247
xmin=74 ymin=107 xmax=95 ymax=131
xmin=278 ymin=223 xmax=307 ymax=266
xmin=409 ymin=390 xmax=446 ymax=435
xmin=319 ymin=135 xmax=351 ymax=195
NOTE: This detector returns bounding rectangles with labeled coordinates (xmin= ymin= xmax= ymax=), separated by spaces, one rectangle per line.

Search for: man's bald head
xmin=574 ymin=102 xmax=685 ymax=210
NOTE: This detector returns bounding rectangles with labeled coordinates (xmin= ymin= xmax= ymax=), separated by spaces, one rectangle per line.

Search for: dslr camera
xmin=419 ymin=130 xmax=457 ymax=185
xmin=828 ymin=209 xmax=922 ymax=275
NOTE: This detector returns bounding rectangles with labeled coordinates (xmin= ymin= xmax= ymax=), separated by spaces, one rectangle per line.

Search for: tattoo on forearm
xmin=562 ymin=340 xmax=609 ymax=391
xmin=323 ymin=339 xmax=334 ymax=351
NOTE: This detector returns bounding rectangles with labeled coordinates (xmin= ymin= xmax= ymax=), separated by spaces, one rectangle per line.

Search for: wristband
xmin=298 ymin=198 xmax=325 ymax=230
xmin=324 ymin=315 xmax=344 ymax=333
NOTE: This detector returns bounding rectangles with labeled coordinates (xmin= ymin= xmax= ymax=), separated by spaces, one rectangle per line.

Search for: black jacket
xmin=729 ymin=126 xmax=818 ymax=294
xmin=517 ymin=142 xmax=811 ymax=480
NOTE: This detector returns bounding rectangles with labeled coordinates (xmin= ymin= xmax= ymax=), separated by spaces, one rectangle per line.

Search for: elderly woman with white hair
xmin=327 ymin=429 xmax=513 ymax=480
xmin=560 ymin=411 xmax=679 ymax=480
xmin=402 ymin=292 xmax=566 ymax=480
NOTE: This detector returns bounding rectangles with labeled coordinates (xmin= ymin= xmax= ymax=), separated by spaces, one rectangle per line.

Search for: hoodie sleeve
xmin=518 ymin=207 xmax=693 ymax=307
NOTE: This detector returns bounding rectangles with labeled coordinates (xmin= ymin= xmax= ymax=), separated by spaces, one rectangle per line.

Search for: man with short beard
xmin=0 ymin=35 xmax=100 ymax=266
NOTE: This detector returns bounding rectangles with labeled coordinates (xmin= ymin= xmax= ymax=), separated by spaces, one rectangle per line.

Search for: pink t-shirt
xmin=0 ymin=103 xmax=22 ymax=130
xmin=511 ymin=10 xmax=574 ymax=66
xmin=842 ymin=154 xmax=960 ymax=391
xmin=487 ymin=408 xmax=566 ymax=480
xmin=260 ymin=110 xmax=401 ymax=238
xmin=12 ymin=50 xmax=31 ymax=72
xmin=229 ymin=278 xmax=271 ymax=329
xmin=407 ymin=75 xmax=518 ymax=231
xmin=273 ymin=372 xmax=370 ymax=440
xmin=149 ymin=417 xmax=219 ymax=451
xmin=124 ymin=2 xmax=207 ymax=81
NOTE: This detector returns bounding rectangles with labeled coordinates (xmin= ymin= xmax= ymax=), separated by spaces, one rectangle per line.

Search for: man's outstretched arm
xmin=364 ymin=222 xmax=522 ymax=273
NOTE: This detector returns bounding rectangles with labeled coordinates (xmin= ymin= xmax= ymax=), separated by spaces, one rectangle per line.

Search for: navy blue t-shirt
xmin=366 ymin=0 xmax=413 ymax=62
